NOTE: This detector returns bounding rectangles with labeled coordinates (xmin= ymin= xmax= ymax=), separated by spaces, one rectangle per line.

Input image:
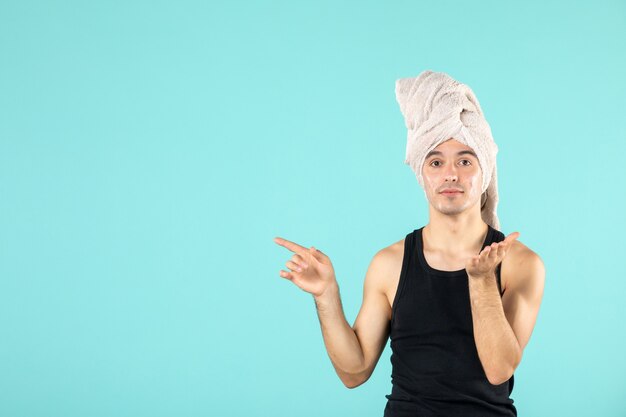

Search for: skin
xmin=274 ymin=138 xmax=545 ymax=388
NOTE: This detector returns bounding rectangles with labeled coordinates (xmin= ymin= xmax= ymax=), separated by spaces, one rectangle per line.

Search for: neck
xmin=423 ymin=211 xmax=489 ymax=256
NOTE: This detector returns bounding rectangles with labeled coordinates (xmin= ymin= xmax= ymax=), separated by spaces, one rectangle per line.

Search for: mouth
xmin=440 ymin=190 xmax=463 ymax=196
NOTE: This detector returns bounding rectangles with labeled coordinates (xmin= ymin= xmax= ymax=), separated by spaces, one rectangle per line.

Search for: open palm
xmin=465 ymin=231 xmax=520 ymax=279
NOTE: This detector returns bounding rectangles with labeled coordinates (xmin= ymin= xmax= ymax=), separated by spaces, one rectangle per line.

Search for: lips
xmin=440 ymin=189 xmax=462 ymax=194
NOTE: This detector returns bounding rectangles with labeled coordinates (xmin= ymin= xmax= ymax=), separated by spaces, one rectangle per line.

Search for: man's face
xmin=421 ymin=138 xmax=483 ymax=216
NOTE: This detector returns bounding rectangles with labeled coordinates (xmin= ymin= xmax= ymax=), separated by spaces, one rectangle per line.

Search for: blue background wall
xmin=1 ymin=1 xmax=625 ymax=416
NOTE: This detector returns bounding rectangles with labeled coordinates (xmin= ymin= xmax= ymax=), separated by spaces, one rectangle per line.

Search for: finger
xmin=286 ymin=260 xmax=304 ymax=272
xmin=309 ymin=246 xmax=326 ymax=263
xmin=504 ymin=231 xmax=520 ymax=244
xmin=312 ymin=246 xmax=325 ymax=255
xmin=501 ymin=240 xmax=508 ymax=252
xmin=487 ymin=246 xmax=495 ymax=259
xmin=489 ymin=243 xmax=502 ymax=260
xmin=494 ymin=242 xmax=506 ymax=260
xmin=476 ymin=247 xmax=487 ymax=263
xmin=274 ymin=237 xmax=308 ymax=256
xmin=488 ymin=243 xmax=499 ymax=259
xmin=279 ymin=269 xmax=294 ymax=280
xmin=495 ymin=243 xmax=505 ymax=259
xmin=292 ymin=254 xmax=309 ymax=268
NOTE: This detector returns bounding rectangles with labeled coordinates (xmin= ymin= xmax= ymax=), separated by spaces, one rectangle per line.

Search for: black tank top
xmin=384 ymin=225 xmax=517 ymax=417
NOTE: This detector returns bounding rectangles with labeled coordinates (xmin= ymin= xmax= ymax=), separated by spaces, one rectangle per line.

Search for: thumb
xmin=310 ymin=246 xmax=325 ymax=263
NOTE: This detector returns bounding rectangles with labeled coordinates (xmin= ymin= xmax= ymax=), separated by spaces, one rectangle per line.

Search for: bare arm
xmin=313 ymin=250 xmax=392 ymax=388
xmin=313 ymin=283 xmax=365 ymax=387
xmin=468 ymin=274 xmax=521 ymax=385
xmin=466 ymin=235 xmax=545 ymax=385
xmin=274 ymin=236 xmax=392 ymax=389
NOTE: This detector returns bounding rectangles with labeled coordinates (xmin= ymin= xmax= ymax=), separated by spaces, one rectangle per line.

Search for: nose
xmin=443 ymin=164 xmax=458 ymax=182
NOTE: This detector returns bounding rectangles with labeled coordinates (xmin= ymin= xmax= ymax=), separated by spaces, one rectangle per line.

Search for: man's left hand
xmin=466 ymin=231 xmax=520 ymax=279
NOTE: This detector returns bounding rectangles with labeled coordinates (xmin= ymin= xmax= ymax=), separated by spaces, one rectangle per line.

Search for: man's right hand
xmin=273 ymin=236 xmax=338 ymax=298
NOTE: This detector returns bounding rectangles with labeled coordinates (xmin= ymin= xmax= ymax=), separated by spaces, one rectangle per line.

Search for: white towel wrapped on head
xmin=395 ymin=70 xmax=500 ymax=230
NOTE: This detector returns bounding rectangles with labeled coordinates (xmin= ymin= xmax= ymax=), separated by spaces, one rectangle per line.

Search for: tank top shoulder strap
xmin=390 ymin=230 xmax=416 ymax=330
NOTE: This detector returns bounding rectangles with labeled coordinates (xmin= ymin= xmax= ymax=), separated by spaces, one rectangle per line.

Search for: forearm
xmin=468 ymin=274 xmax=521 ymax=384
xmin=313 ymin=282 xmax=365 ymax=379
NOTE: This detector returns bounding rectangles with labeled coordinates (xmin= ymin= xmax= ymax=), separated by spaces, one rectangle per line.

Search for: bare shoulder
xmin=501 ymin=238 xmax=545 ymax=291
xmin=378 ymin=237 xmax=405 ymax=261
xmin=372 ymin=237 xmax=405 ymax=273
xmin=507 ymin=239 xmax=544 ymax=267
xmin=368 ymin=236 xmax=406 ymax=309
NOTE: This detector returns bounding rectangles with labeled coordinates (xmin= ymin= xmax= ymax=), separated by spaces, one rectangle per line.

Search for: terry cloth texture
xmin=395 ymin=70 xmax=500 ymax=230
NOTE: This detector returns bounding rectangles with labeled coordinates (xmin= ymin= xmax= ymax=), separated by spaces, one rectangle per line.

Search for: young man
xmin=274 ymin=70 xmax=545 ymax=416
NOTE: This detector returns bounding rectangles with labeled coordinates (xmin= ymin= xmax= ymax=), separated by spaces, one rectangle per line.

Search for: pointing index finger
xmin=274 ymin=237 xmax=308 ymax=256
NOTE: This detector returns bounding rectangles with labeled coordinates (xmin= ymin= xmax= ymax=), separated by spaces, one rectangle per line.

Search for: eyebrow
xmin=425 ymin=150 xmax=478 ymax=160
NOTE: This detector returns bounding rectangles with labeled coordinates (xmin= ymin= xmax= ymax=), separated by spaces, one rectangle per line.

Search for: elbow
xmin=342 ymin=373 xmax=370 ymax=389
xmin=486 ymin=363 xmax=516 ymax=386
xmin=344 ymin=381 xmax=362 ymax=389
xmin=487 ymin=372 xmax=511 ymax=386
xmin=488 ymin=343 xmax=522 ymax=385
